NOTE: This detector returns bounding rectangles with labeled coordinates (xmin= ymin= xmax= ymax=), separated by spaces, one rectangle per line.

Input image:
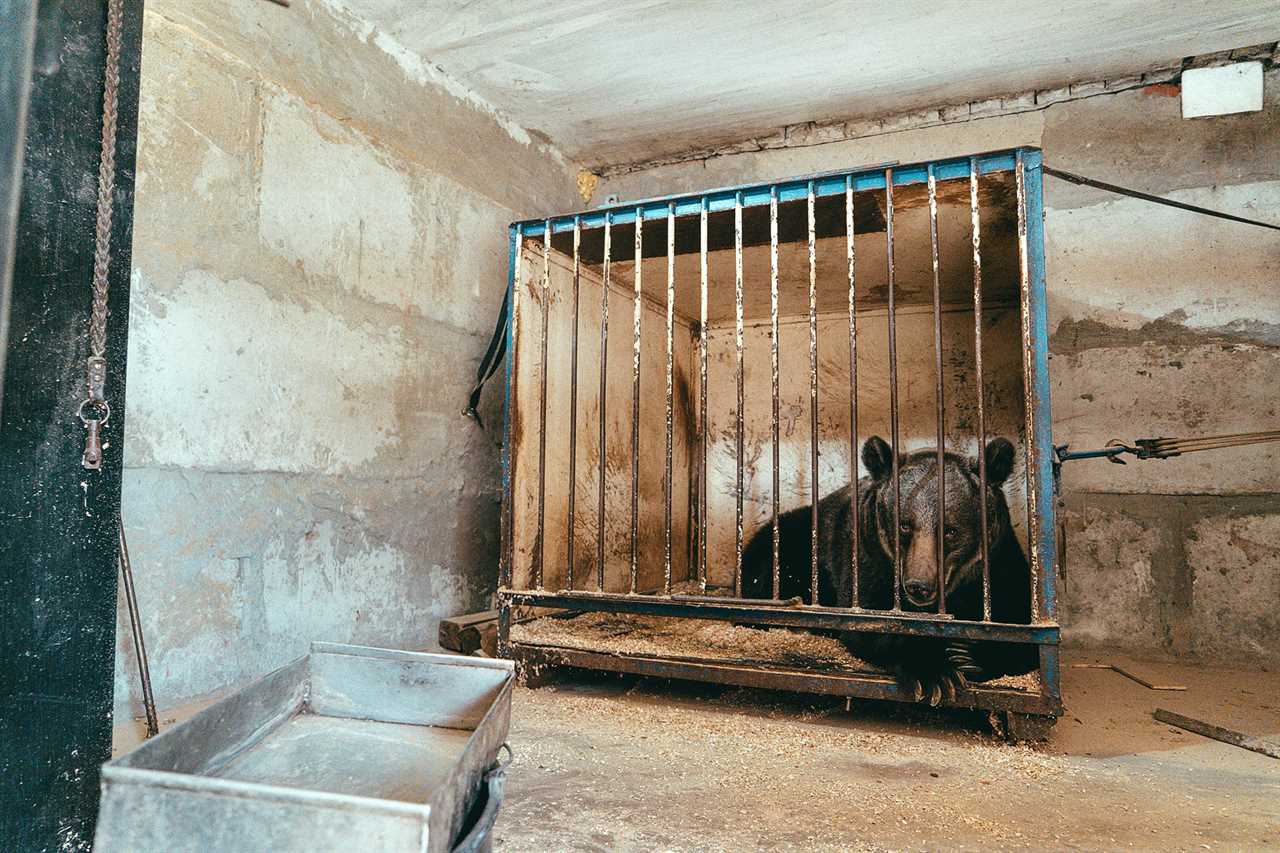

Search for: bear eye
xmin=898 ymin=522 xmax=912 ymax=536
xmin=944 ymin=526 xmax=959 ymax=541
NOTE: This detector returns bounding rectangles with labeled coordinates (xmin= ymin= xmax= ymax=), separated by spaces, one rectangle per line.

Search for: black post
xmin=0 ymin=1 xmax=144 ymax=849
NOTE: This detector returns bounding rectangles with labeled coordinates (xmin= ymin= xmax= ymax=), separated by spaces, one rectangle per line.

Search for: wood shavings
xmin=513 ymin=611 xmax=1042 ymax=695
xmin=513 ymin=611 xmax=880 ymax=671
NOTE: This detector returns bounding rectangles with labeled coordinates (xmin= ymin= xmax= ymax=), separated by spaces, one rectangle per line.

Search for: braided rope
xmin=88 ymin=0 xmax=122 ymax=360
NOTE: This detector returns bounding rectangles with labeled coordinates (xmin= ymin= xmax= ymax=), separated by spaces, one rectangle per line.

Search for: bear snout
xmin=903 ymin=577 xmax=936 ymax=605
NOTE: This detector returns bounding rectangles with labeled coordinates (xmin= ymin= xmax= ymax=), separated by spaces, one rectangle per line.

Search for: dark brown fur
xmin=740 ymin=436 xmax=1038 ymax=700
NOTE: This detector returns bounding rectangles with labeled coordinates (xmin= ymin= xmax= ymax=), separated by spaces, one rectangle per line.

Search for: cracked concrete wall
xmin=116 ymin=0 xmax=579 ymax=717
xmin=597 ymin=73 xmax=1280 ymax=665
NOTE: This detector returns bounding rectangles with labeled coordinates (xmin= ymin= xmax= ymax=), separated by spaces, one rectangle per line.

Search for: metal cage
xmin=496 ymin=148 xmax=1060 ymax=726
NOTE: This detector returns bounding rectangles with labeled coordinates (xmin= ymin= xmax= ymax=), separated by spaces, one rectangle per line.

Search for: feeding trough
xmin=95 ymin=643 xmax=513 ymax=853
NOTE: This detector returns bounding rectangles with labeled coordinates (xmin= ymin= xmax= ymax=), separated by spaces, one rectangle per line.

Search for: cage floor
xmin=511 ymin=611 xmax=1040 ymax=692
xmin=206 ymin=711 xmax=473 ymax=803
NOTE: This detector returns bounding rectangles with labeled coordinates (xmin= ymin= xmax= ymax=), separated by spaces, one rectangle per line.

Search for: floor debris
xmin=1153 ymin=708 xmax=1280 ymax=759
xmin=1071 ymin=661 xmax=1187 ymax=691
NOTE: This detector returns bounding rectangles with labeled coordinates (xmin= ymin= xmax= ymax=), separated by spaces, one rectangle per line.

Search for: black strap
xmin=1043 ymin=166 xmax=1280 ymax=231
xmin=463 ymin=287 xmax=510 ymax=429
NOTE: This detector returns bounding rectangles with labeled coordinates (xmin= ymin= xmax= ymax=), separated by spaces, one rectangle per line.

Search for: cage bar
xmin=1015 ymin=151 xmax=1041 ymax=621
xmin=807 ymin=181 xmax=819 ymax=604
xmin=536 ymin=221 xmax=551 ymax=589
xmin=698 ymin=197 xmax=709 ymax=593
xmin=733 ymin=192 xmax=745 ymax=598
xmin=770 ymin=186 xmax=781 ymax=599
xmin=927 ymin=165 xmax=946 ymax=615
xmin=630 ymin=210 xmax=643 ymax=594
xmin=970 ymin=157 xmax=992 ymax=621
xmin=598 ymin=214 xmax=611 ymax=591
xmin=885 ymin=169 xmax=901 ymax=612
xmin=502 ymin=224 xmax=522 ymax=593
xmin=845 ymin=174 xmax=859 ymax=609
xmin=664 ymin=202 xmax=675 ymax=595
xmin=566 ymin=217 xmax=581 ymax=590
xmin=501 ymin=222 xmax=517 ymax=589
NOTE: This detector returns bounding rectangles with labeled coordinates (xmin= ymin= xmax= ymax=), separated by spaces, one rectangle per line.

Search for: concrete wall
xmin=115 ymin=0 xmax=579 ymax=717
xmin=598 ymin=74 xmax=1280 ymax=665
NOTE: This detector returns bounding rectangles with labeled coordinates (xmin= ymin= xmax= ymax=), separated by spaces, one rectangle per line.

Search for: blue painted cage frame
xmin=496 ymin=148 xmax=1060 ymax=722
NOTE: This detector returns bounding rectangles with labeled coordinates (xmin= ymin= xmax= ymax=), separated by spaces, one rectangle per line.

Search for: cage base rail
xmin=510 ymin=642 xmax=1063 ymax=716
xmin=499 ymin=590 xmax=1059 ymax=644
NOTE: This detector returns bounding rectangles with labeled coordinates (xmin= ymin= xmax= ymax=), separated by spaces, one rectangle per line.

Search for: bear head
xmin=861 ymin=434 xmax=1015 ymax=610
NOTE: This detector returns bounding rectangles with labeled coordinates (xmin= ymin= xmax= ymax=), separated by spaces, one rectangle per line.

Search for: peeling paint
xmin=1051 ymin=314 xmax=1280 ymax=354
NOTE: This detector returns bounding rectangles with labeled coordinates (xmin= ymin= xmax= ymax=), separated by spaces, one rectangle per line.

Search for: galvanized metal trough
xmin=95 ymin=643 xmax=514 ymax=853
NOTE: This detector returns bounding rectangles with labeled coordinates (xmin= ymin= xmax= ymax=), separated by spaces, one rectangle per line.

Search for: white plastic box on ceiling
xmin=1181 ymin=61 xmax=1265 ymax=118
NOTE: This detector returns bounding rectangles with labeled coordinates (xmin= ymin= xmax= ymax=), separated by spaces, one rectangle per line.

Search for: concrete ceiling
xmin=340 ymin=1 xmax=1280 ymax=167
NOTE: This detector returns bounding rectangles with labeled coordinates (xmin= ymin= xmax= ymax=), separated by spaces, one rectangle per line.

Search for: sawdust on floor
xmin=511 ymin=611 xmax=1040 ymax=692
xmin=494 ymin=658 xmax=1280 ymax=852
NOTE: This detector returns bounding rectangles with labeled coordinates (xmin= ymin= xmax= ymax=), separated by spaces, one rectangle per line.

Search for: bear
xmin=740 ymin=435 xmax=1039 ymax=705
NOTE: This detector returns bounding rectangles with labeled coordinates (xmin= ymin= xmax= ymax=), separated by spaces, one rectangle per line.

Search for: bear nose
xmin=904 ymin=579 xmax=935 ymax=601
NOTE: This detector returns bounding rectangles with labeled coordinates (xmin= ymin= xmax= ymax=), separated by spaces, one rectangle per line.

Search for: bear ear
xmin=862 ymin=435 xmax=894 ymax=481
xmin=983 ymin=437 xmax=1016 ymax=486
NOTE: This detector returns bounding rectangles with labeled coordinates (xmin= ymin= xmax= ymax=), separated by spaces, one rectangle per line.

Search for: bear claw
xmin=900 ymin=667 xmax=966 ymax=706
xmin=946 ymin=642 xmax=987 ymax=678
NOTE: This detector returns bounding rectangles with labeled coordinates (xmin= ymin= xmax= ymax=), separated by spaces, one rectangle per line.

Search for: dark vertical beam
xmin=0 ymin=0 xmax=145 ymax=848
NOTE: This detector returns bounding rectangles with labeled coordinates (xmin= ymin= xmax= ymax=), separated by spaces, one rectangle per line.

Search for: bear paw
xmin=897 ymin=665 xmax=967 ymax=707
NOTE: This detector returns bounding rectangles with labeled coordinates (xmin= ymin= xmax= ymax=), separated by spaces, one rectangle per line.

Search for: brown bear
xmin=740 ymin=435 xmax=1038 ymax=705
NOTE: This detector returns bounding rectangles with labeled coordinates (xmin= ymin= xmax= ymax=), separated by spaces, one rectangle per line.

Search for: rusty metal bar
xmin=567 ymin=217 xmax=581 ymax=590
xmin=510 ymin=643 xmax=1061 ymax=714
xmin=598 ymin=214 xmax=611 ymax=592
xmin=118 ymin=524 xmax=159 ymax=738
xmin=536 ymin=220 xmax=551 ymax=590
xmin=1015 ymin=150 xmax=1041 ymax=621
xmin=630 ymin=209 xmax=642 ymax=595
xmin=699 ymin=197 xmax=709 ymax=593
xmin=664 ymin=202 xmax=675 ymax=595
xmin=734 ymin=191 xmax=745 ymax=597
xmin=970 ymin=157 xmax=991 ymax=621
xmin=770 ymin=186 xmax=781 ymax=599
xmin=807 ymin=180 xmax=819 ymax=604
xmin=885 ymin=169 xmax=901 ymax=612
xmin=927 ymin=165 xmax=946 ymax=615
xmin=508 ymin=224 xmax=522 ymax=591
xmin=503 ymin=589 xmax=1061 ymax=645
xmin=846 ymin=174 xmax=859 ymax=609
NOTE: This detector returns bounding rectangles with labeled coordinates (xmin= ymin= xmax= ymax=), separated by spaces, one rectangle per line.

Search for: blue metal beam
xmin=514 ymin=149 xmax=1025 ymax=235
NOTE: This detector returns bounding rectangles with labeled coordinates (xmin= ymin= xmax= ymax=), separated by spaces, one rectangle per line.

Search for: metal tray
xmin=95 ymin=643 xmax=514 ymax=853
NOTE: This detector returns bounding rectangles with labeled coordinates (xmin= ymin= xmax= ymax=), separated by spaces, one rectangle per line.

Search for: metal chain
xmin=81 ymin=0 xmax=123 ymax=470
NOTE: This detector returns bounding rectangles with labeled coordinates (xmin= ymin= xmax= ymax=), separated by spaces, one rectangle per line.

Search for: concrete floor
xmin=114 ymin=651 xmax=1279 ymax=852
xmin=490 ymin=652 xmax=1279 ymax=852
